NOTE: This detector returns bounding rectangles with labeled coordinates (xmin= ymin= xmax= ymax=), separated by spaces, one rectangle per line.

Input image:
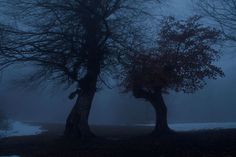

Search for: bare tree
xmin=0 ymin=0 xmax=161 ymax=138
xmin=196 ymin=0 xmax=236 ymax=42
xmin=121 ymin=16 xmax=224 ymax=135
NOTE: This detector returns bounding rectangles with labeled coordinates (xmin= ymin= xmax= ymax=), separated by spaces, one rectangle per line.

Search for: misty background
xmin=0 ymin=0 xmax=236 ymax=125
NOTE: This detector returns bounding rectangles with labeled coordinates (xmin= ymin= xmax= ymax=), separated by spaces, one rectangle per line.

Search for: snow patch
xmin=0 ymin=121 xmax=45 ymax=138
xmin=137 ymin=122 xmax=236 ymax=131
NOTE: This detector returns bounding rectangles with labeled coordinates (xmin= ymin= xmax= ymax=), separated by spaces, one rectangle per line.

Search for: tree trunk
xmin=150 ymin=92 xmax=170 ymax=135
xmin=64 ymin=10 xmax=103 ymax=139
xmin=64 ymin=56 xmax=100 ymax=138
xmin=64 ymin=89 xmax=95 ymax=138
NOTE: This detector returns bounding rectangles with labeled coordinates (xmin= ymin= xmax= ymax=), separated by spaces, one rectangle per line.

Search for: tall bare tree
xmin=0 ymin=0 xmax=161 ymax=138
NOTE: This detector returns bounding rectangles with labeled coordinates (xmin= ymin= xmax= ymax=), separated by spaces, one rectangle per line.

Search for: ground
xmin=1 ymin=123 xmax=236 ymax=157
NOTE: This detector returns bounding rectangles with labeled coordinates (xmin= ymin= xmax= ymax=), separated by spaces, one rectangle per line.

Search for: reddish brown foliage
xmin=122 ymin=16 xmax=224 ymax=95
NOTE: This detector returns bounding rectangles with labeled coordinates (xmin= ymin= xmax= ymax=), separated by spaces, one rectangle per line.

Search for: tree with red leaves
xmin=121 ymin=16 xmax=224 ymax=135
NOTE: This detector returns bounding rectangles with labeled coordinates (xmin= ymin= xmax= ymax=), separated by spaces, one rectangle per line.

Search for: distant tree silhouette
xmin=197 ymin=0 xmax=236 ymax=42
xmin=121 ymin=16 xmax=224 ymax=134
xmin=0 ymin=0 xmax=161 ymax=138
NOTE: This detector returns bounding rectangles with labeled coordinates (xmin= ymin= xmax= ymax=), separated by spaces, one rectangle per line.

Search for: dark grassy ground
xmin=1 ymin=123 xmax=236 ymax=157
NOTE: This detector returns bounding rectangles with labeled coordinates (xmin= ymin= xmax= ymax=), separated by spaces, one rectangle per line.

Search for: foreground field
xmin=1 ymin=123 xmax=236 ymax=157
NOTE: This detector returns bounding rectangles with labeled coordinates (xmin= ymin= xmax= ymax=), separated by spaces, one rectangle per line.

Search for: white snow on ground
xmin=1 ymin=121 xmax=236 ymax=139
xmin=0 ymin=121 xmax=45 ymax=138
xmin=137 ymin=122 xmax=236 ymax=131
xmin=170 ymin=122 xmax=236 ymax=131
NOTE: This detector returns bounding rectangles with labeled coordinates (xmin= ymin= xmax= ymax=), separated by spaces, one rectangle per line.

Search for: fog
xmin=0 ymin=0 xmax=236 ymax=125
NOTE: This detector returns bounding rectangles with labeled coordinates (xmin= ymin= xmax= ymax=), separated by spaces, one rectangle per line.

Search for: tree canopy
xmin=0 ymin=0 xmax=157 ymax=90
xmin=122 ymin=16 xmax=224 ymax=96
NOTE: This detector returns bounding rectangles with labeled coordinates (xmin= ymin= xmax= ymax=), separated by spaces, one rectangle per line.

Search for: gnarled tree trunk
xmin=64 ymin=9 xmax=104 ymax=138
xmin=149 ymin=92 xmax=170 ymax=135
xmin=64 ymin=89 xmax=96 ymax=138
xmin=64 ymin=56 xmax=101 ymax=138
xmin=133 ymin=88 xmax=170 ymax=135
